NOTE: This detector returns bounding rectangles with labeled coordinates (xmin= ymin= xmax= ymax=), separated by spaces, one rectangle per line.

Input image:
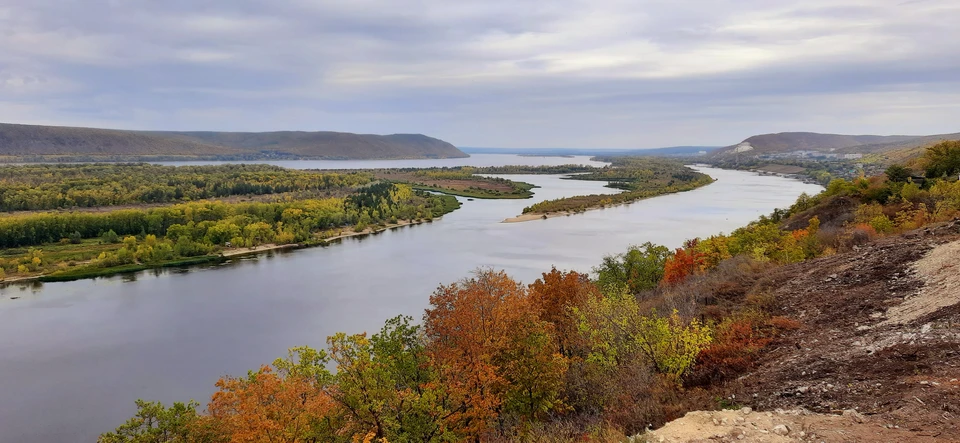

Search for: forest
xmin=0 ymin=175 xmax=459 ymax=281
xmin=521 ymin=158 xmax=715 ymax=214
xmin=0 ymin=163 xmax=373 ymax=211
xmin=98 ymin=141 xmax=960 ymax=442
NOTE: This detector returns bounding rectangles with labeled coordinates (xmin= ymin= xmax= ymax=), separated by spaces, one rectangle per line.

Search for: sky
xmin=1 ymin=0 xmax=959 ymax=149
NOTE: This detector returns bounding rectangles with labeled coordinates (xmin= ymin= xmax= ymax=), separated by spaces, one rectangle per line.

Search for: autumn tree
xmin=528 ymin=267 xmax=601 ymax=355
xmin=661 ymin=239 xmax=706 ymax=285
xmin=423 ymin=270 xmax=567 ymax=440
xmin=206 ymin=348 xmax=338 ymax=443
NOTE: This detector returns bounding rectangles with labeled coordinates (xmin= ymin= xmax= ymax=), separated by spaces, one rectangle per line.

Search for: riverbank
xmin=1 ymin=218 xmax=440 ymax=285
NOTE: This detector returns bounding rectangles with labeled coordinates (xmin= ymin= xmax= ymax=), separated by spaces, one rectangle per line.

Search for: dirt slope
xmin=644 ymin=220 xmax=960 ymax=442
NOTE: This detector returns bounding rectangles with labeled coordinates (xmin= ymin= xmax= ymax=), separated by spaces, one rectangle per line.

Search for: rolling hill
xmin=0 ymin=123 xmax=468 ymax=161
xmin=711 ymin=131 xmax=960 ymax=158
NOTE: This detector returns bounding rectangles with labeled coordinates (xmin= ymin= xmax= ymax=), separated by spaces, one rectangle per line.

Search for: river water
xmin=0 ymin=155 xmax=822 ymax=442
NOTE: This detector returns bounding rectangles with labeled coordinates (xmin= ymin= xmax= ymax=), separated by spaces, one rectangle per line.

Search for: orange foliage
xmin=688 ymin=319 xmax=770 ymax=385
xmin=661 ymin=239 xmax=706 ymax=285
xmin=528 ymin=267 xmax=601 ymax=355
xmin=423 ymin=270 xmax=567 ymax=438
xmin=207 ymin=366 xmax=335 ymax=443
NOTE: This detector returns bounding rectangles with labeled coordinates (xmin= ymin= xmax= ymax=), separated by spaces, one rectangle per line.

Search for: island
xmin=497 ymin=157 xmax=716 ymax=222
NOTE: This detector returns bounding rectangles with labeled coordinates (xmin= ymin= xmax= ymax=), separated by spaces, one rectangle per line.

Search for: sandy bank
xmin=502 ymin=211 xmax=574 ymax=223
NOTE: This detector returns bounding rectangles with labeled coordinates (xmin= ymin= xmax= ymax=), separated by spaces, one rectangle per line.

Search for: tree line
xmin=0 ymin=163 xmax=373 ymax=211
xmin=0 ymin=183 xmax=459 ymax=279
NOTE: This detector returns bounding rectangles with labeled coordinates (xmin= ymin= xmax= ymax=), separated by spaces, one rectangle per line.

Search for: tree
xmin=102 ymin=229 xmax=121 ymax=244
xmin=594 ymin=242 xmax=671 ymax=295
xmin=885 ymin=164 xmax=912 ymax=183
xmin=97 ymin=400 xmax=207 ymax=443
xmin=423 ymin=270 xmax=567 ymax=439
xmin=207 ymin=353 xmax=338 ymax=443
xmin=661 ymin=239 xmax=706 ymax=285
xmin=924 ymin=140 xmax=960 ymax=178
xmin=324 ymin=316 xmax=457 ymax=442
xmin=528 ymin=268 xmax=601 ymax=355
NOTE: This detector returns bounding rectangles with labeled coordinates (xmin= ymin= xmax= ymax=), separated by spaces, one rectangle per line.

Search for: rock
xmin=740 ymin=407 xmax=752 ymax=415
xmin=772 ymin=424 xmax=790 ymax=436
xmin=796 ymin=386 xmax=810 ymax=394
xmin=842 ymin=409 xmax=866 ymax=423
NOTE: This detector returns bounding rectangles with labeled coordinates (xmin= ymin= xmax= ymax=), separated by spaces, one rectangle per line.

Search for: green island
xmin=368 ymin=167 xmax=538 ymax=199
xmin=0 ymin=163 xmax=489 ymax=283
xmin=503 ymin=157 xmax=715 ymax=221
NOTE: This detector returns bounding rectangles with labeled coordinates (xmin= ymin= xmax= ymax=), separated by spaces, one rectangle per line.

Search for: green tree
xmin=885 ymin=164 xmax=912 ymax=183
xmin=593 ymin=242 xmax=671 ymax=295
xmin=924 ymin=140 xmax=960 ymax=178
xmin=98 ymin=400 xmax=207 ymax=443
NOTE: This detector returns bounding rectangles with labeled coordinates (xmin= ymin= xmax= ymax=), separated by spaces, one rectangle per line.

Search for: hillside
xmin=0 ymin=122 xmax=467 ymax=161
xmin=711 ymin=131 xmax=960 ymax=158
xmin=647 ymin=223 xmax=960 ymax=442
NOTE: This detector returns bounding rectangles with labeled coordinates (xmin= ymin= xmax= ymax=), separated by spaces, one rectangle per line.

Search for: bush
xmin=101 ymin=229 xmax=120 ymax=244
xmin=68 ymin=231 xmax=83 ymax=244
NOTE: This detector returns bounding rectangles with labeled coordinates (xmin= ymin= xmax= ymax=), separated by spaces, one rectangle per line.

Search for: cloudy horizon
xmin=1 ymin=0 xmax=958 ymax=148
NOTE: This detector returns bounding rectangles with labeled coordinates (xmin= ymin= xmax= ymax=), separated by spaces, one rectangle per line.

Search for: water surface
xmin=0 ymin=157 xmax=822 ymax=442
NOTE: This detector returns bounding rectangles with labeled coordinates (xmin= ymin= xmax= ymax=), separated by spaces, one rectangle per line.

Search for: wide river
xmin=0 ymin=155 xmax=822 ymax=442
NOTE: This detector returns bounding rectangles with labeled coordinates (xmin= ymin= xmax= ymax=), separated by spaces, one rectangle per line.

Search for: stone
xmin=843 ymin=409 xmax=866 ymax=423
xmin=740 ymin=407 xmax=752 ymax=415
xmin=772 ymin=424 xmax=790 ymax=436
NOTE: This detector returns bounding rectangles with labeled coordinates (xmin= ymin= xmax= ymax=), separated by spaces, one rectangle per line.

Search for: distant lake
xmin=0 ymin=155 xmax=823 ymax=442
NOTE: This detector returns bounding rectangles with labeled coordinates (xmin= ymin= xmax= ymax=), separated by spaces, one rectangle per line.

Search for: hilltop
xmin=711 ymin=131 xmax=960 ymax=159
xmin=0 ymin=122 xmax=467 ymax=161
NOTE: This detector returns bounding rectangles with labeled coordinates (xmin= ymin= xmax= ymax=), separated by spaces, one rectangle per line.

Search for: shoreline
xmin=503 ymin=179 xmax=717 ymax=223
xmin=1 ymin=219 xmax=437 ymax=287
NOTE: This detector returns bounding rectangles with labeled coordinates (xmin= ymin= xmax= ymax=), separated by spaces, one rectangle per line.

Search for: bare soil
xmin=649 ymin=220 xmax=960 ymax=442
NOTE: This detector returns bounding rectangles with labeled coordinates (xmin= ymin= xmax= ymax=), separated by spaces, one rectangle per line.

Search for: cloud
xmin=0 ymin=0 xmax=958 ymax=147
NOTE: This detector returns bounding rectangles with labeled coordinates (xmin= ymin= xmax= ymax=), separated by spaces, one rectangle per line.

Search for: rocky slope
xmin=0 ymin=122 xmax=467 ymax=160
xmin=642 ymin=221 xmax=960 ymax=442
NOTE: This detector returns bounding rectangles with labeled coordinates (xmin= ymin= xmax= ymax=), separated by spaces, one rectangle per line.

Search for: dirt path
xmin=642 ymin=408 xmax=945 ymax=442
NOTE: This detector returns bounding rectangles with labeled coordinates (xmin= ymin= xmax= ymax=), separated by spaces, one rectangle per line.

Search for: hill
xmin=711 ymin=131 xmax=960 ymax=159
xmin=460 ymin=146 xmax=720 ymax=157
xmin=0 ymin=122 xmax=467 ymax=161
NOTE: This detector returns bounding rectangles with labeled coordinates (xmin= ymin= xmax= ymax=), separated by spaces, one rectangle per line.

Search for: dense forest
xmin=522 ymin=157 xmax=715 ymax=214
xmin=0 ymin=164 xmax=373 ymax=211
xmin=0 ymin=165 xmax=460 ymax=281
xmin=99 ymin=142 xmax=960 ymax=442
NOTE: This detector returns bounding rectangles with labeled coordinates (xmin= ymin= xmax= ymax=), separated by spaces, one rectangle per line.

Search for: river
xmin=0 ymin=155 xmax=822 ymax=442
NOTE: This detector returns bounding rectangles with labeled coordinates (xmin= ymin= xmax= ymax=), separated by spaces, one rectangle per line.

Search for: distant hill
xmin=0 ymin=123 xmax=467 ymax=161
xmin=710 ymin=131 xmax=960 ymax=158
xmin=461 ymin=146 xmax=720 ymax=157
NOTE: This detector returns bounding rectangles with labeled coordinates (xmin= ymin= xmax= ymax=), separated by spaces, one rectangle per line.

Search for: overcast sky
xmin=1 ymin=0 xmax=958 ymax=148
